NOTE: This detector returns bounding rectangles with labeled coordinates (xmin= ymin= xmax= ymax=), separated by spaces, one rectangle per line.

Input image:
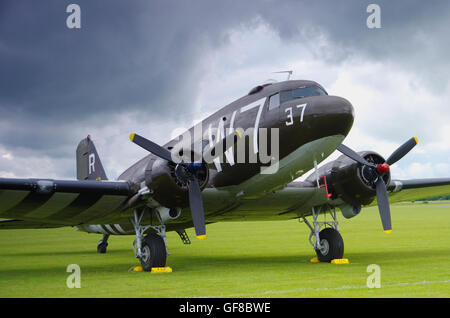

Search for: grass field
xmin=0 ymin=201 xmax=449 ymax=298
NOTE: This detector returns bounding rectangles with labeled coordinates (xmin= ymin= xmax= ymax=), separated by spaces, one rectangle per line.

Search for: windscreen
xmin=280 ymin=86 xmax=327 ymax=103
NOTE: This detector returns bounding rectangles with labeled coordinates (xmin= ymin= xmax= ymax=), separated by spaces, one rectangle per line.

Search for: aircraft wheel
xmin=97 ymin=242 xmax=108 ymax=254
xmin=315 ymin=228 xmax=344 ymax=262
xmin=139 ymin=233 xmax=167 ymax=271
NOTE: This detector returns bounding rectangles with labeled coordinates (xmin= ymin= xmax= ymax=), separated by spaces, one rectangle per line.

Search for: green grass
xmin=0 ymin=201 xmax=449 ymax=298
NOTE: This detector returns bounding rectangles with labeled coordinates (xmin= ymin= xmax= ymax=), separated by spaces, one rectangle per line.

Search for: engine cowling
xmin=145 ymin=158 xmax=209 ymax=208
xmin=308 ymin=151 xmax=391 ymax=214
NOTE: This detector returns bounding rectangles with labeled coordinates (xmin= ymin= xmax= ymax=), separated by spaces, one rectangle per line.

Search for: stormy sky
xmin=0 ymin=0 xmax=449 ymax=180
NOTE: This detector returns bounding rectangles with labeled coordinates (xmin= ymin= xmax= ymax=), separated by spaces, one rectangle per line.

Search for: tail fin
xmin=76 ymin=135 xmax=108 ymax=181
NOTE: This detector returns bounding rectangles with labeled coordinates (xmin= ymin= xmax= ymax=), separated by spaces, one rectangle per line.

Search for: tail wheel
xmin=97 ymin=242 xmax=108 ymax=254
xmin=139 ymin=233 xmax=167 ymax=271
xmin=315 ymin=228 xmax=344 ymax=262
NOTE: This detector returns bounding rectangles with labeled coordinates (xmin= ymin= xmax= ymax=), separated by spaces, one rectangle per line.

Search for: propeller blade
xmin=375 ymin=178 xmax=392 ymax=234
xmin=187 ymin=175 xmax=206 ymax=239
xmin=130 ymin=133 xmax=174 ymax=163
xmin=336 ymin=144 xmax=376 ymax=168
xmin=385 ymin=137 xmax=418 ymax=166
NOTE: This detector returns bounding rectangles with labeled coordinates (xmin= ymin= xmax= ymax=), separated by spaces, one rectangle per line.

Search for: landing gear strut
xmin=301 ymin=206 xmax=344 ymax=262
xmin=97 ymin=234 xmax=109 ymax=254
xmin=130 ymin=209 xmax=167 ymax=271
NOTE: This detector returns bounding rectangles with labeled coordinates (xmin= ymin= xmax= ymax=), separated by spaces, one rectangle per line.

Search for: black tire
xmin=315 ymin=228 xmax=344 ymax=262
xmin=97 ymin=242 xmax=108 ymax=254
xmin=139 ymin=233 xmax=167 ymax=271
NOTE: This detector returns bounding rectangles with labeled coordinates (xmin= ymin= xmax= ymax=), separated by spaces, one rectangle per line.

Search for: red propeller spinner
xmin=377 ymin=163 xmax=390 ymax=175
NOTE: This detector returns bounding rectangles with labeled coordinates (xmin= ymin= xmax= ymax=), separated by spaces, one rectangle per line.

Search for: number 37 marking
xmin=285 ymin=103 xmax=307 ymax=126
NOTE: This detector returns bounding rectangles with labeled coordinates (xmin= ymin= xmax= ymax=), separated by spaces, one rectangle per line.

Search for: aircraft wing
xmin=386 ymin=178 xmax=450 ymax=203
xmin=263 ymin=177 xmax=450 ymax=217
xmin=0 ymin=219 xmax=65 ymax=229
xmin=0 ymin=178 xmax=134 ymax=227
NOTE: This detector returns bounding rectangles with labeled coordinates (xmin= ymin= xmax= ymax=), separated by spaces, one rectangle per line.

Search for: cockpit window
xmin=268 ymin=93 xmax=280 ymax=110
xmin=280 ymin=86 xmax=327 ymax=103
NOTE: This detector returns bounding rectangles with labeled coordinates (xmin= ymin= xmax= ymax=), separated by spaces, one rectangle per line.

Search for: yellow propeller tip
xmin=414 ymin=136 xmax=418 ymax=144
xmin=129 ymin=133 xmax=135 ymax=141
xmin=384 ymin=230 xmax=392 ymax=235
xmin=235 ymin=128 xmax=243 ymax=138
xmin=196 ymin=235 xmax=206 ymax=240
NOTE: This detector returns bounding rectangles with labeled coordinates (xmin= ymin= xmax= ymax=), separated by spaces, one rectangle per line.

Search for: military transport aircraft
xmin=1 ymin=79 xmax=449 ymax=271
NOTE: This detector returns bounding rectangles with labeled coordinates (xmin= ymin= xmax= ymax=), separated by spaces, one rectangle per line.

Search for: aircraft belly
xmin=77 ymin=223 xmax=134 ymax=235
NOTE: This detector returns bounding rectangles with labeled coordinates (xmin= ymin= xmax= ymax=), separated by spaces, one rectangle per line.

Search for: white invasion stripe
xmin=94 ymin=225 xmax=108 ymax=235
xmin=114 ymin=224 xmax=127 ymax=234
xmin=194 ymin=279 xmax=450 ymax=298
xmin=73 ymin=195 xmax=126 ymax=222
xmin=25 ymin=192 xmax=79 ymax=218
xmin=105 ymin=224 xmax=118 ymax=235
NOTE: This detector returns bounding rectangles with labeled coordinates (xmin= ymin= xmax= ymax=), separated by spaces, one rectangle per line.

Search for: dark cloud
xmin=2 ymin=1 xmax=448 ymax=118
xmin=0 ymin=1 xmax=209 ymax=118
xmin=0 ymin=0 xmax=252 ymax=157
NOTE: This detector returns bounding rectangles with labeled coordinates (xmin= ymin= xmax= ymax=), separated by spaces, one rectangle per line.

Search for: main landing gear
xmin=301 ymin=206 xmax=344 ymax=262
xmin=130 ymin=209 xmax=168 ymax=271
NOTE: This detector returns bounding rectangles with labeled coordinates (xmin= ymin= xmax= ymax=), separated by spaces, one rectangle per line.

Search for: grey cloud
xmin=3 ymin=0 xmax=449 ymax=120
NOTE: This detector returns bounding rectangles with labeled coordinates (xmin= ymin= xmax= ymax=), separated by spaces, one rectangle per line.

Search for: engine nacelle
xmin=308 ymin=151 xmax=390 ymax=209
xmin=339 ymin=203 xmax=362 ymax=219
xmin=155 ymin=206 xmax=182 ymax=223
xmin=145 ymin=158 xmax=209 ymax=208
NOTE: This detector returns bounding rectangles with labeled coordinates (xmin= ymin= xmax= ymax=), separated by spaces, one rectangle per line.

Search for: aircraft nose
xmin=308 ymin=95 xmax=354 ymax=138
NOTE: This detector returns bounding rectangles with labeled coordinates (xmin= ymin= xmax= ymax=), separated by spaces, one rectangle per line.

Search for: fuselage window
xmin=280 ymin=86 xmax=327 ymax=103
xmin=268 ymin=93 xmax=280 ymax=110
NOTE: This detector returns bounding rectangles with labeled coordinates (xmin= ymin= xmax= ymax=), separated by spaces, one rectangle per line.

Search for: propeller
xmin=129 ymin=133 xmax=206 ymax=239
xmin=129 ymin=129 xmax=243 ymax=240
xmin=336 ymin=137 xmax=418 ymax=234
